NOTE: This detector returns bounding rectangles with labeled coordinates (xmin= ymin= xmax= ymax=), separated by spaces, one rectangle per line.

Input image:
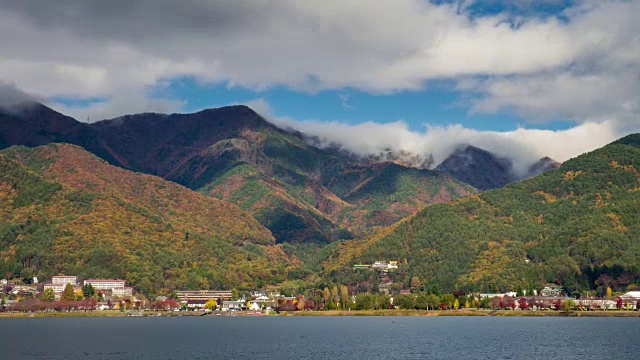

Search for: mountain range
xmin=0 ymin=143 xmax=289 ymax=294
xmin=1 ymin=103 xmax=484 ymax=244
xmin=323 ymin=134 xmax=640 ymax=296
xmin=4 ymin=101 xmax=623 ymax=297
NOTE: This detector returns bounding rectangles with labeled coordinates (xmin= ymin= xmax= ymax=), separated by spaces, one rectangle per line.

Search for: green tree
xmin=231 ymin=288 xmax=239 ymax=300
xmin=322 ymin=287 xmax=331 ymax=308
xmin=410 ymin=276 xmax=421 ymax=293
xmin=426 ymin=294 xmax=440 ymax=310
xmin=441 ymin=294 xmax=455 ymax=309
xmin=205 ymin=298 xmax=217 ymax=310
xmin=395 ymin=294 xmax=416 ymax=309
xmin=561 ymin=299 xmax=576 ymax=312
xmin=331 ymin=286 xmax=339 ymax=309
xmin=516 ymin=285 xmax=524 ymax=297
xmin=82 ymin=283 xmax=95 ymax=298
xmin=355 ymin=294 xmax=373 ymax=310
xmin=61 ymin=283 xmax=75 ymax=301
xmin=339 ymin=285 xmax=351 ymax=309
xmin=42 ymin=287 xmax=55 ymax=301
xmin=415 ymin=292 xmax=428 ymax=310
xmin=326 ymin=298 xmax=335 ymax=310
xmin=527 ymin=283 xmax=536 ymax=297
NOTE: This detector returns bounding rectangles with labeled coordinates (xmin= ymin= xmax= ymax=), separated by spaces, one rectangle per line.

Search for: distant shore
xmin=2 ymin=309 xmax=639 ymax=318
xmin=0 ymin=310 xmax=204 ymax=318
xmin=280 ymin=309 xmax=640 ymax=317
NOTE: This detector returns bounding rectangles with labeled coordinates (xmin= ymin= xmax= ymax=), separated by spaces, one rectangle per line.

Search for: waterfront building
xmin=176 ymin=290 xmax=232 ymax=302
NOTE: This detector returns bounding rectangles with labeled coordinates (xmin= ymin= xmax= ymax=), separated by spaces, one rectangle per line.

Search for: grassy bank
xmin=281 ymin=309 xmax=640 ymax=317
xmin=0 ymin=310 xmax=128 ymax=318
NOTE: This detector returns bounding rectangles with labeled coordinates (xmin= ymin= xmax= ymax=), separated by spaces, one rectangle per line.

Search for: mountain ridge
xmin=0 ymin=143 xmax=290 ymax=294
xmin=0 ymin=103 xmax=476 ymax=243
xmin=323 ymin=134 xmax=640 ymax=295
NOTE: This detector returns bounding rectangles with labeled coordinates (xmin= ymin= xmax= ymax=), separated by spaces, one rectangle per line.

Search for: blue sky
xmin=1 ymin=0 xmax=638 ymax=164
xmin=157 ymin=77 xmax=575 ymax=132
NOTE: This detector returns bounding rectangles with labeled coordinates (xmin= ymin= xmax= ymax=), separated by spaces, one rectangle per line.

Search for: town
xmin=2 ymin=265 xmax=640 ymax=315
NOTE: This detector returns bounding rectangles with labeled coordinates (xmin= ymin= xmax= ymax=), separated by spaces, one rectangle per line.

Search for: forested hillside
xmin=0 ymin=103 xmax=475 ymax=244
xmin=323 ymin=134 xmax=640 ymax=296
xmin=0 ymin=144 xmax=291 ymax=295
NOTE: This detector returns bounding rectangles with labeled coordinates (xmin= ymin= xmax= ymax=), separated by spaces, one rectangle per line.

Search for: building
xmin=478 ymin=293 xmax=504 ymax=299
xmin=222 ymin=300 xmax=246 ymax=311
xmin=621 ymin=291 xmax=640 ymax=300
xmin=52 ymin=276 xmax=77 ymax=286
xmin=176 ymin=290 xmax=232 ymax=302
xmin=540 ymin=286 xmax=562 ymax=297
xmin=84 ymin=279 xmax=126 ymax=290
xmin=185 ymin=300 xmax=208 ymax=310
xmin=44 ymin=283 xmax=81 ymax=300
xmin=111 ymin=287 xmax=133 ymax=298
xmin=44 ymin=283 xmax=66 ymax=299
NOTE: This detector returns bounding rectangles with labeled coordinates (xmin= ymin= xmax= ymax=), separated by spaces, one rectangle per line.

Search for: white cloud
xmin=0 ymin=0 xmax=637 ymax=149
xmin=250 ymin=97 xmax=622 ymax=175
xmin=0 ymin=81 xmax=39 ymax=108
xmin=0 ymin=1 xmax=636 ymax=112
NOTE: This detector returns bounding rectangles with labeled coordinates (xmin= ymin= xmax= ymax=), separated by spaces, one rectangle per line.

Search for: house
xmin=372 ymin=261 xmax=388 ymax=270
xmin=478 ymin=293 xmax=504 ymax=299
xmin=222 ymin=300 xmax=246 ymax=311
xmin=249 ymin=300 xmax=265 ymax=311
xmin=96 ymin=302 xmax=111 ymax=310
xmin=540 ymin=286 xmax=562 ymax=297
xmin=185 ymin=300 xmax=208 ymax=310
xmin=621 ymin=291 xmax=640 ymax=300
xmin=112 ymin=287 xmax=133 ymax=298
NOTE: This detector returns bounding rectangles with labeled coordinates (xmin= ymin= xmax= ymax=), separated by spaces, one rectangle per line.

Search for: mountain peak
xmin=435 ymin=145 xmax=514 ymax=191
xmin=528 ymin=156 xmax=561 ymax=176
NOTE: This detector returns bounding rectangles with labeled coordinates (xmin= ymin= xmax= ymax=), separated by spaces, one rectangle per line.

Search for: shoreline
xmin=2 ymin=309 xmax=640 ymax=318
xmin=280 ymin=309 xmax=640 ymax=317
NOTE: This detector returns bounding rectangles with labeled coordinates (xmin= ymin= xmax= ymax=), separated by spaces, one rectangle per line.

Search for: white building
xmin=621 ymin=291 xmax=640 ymax=300
xmin=44 ymin=283 xmax=65 ymax=299
xmin=222 ymin=300 xmax=246 ymax=311
xmin=112 ymin=287 xmax=133 ymax=297
xmin=84 ymin=279 xmax=126 ymax=290
xmin=52 ymin=276 xmax=77 ymax=286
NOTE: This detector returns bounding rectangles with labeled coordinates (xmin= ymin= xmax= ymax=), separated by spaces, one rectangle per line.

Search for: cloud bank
xmin=247 ymin=98 xmax=620 ymax=175
xmin=0 ymin=0 xmax=636 ymax=125
xmin=0 ymin=0 xmax=638 ymax=166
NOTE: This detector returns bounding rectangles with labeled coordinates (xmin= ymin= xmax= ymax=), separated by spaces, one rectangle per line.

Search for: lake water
xmin=1 ymin=316 xmax=639 ymax=359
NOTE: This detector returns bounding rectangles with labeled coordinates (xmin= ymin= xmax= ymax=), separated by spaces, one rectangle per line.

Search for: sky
xmin=0 ymin=0 xmax=639 ymax=169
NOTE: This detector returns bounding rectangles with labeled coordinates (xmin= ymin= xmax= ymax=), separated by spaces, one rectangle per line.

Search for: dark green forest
xmin=324 ymin=134 xmax=640 ymax=297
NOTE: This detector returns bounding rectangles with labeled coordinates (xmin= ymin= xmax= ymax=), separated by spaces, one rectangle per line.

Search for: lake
xmin=1 ymin=316 xmax=638 ymax=359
